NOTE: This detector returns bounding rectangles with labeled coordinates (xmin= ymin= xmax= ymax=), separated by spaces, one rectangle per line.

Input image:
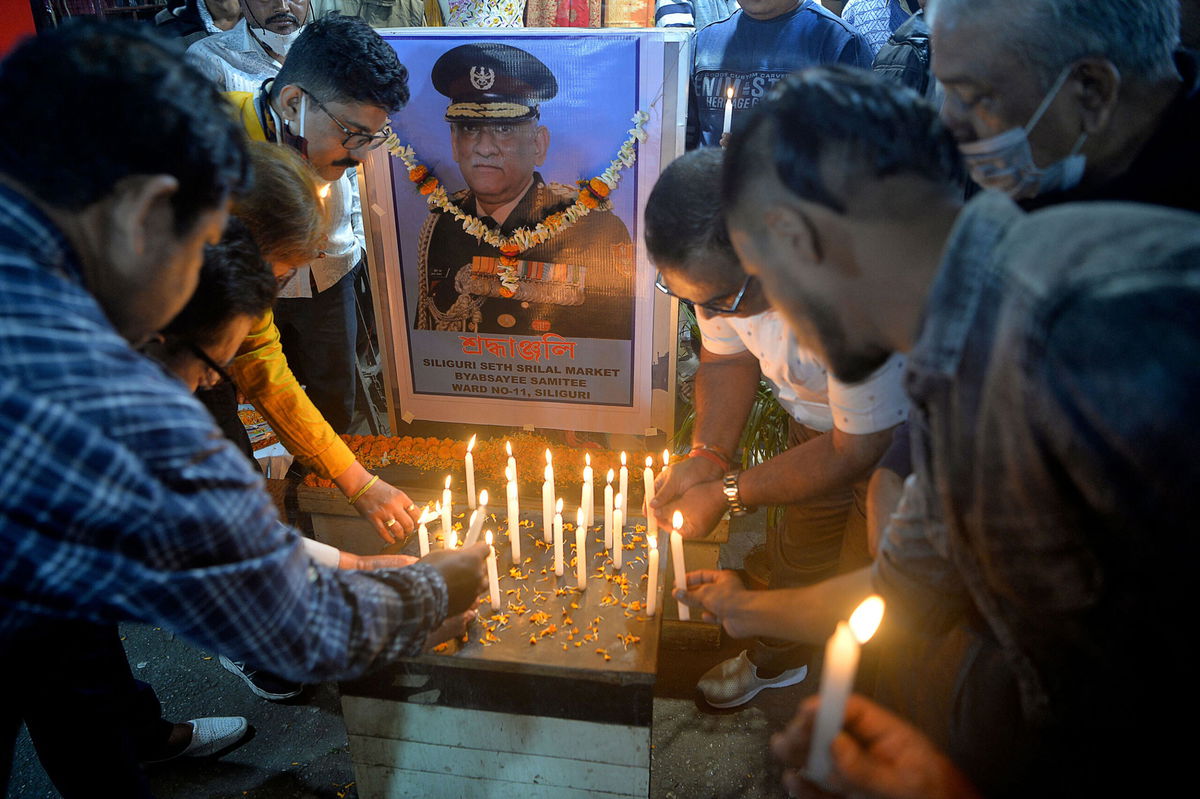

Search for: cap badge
xmin=470 ymin=67 xmax=496 ymax=91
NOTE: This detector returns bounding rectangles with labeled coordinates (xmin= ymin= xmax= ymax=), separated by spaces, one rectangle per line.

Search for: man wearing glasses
xmin=416 ymin=43 xmax=634 ymax=340
xmin=644 ymin=149 xmax=907 ymax=709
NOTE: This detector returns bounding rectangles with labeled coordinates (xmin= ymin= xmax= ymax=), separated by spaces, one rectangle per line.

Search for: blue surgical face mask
xmin=958 ymin=66 xmax=1089 ymax=199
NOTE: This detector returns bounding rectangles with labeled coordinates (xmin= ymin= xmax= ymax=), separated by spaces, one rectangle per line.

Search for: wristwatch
xmin=722 ymin=469 xmax=756 ymax=516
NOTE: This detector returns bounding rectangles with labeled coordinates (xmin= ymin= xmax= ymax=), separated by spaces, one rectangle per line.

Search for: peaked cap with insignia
xmin=431 ymin=43 xmax=558 ymax=123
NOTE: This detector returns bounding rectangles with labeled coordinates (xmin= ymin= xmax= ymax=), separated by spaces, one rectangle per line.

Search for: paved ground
xmin=8 ymin=516 xmax=814 ymax=799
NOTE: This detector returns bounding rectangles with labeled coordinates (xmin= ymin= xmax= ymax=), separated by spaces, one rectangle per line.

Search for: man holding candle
xmin=0 ymin=24 xmax=489 ymax=795
xmin=646 ymin=147 xmax=907 ymax=709
xmin=681 ymin=65 xmax=1200 ymax=796
xmin=686 ymin=0 xmax=873 ymax=149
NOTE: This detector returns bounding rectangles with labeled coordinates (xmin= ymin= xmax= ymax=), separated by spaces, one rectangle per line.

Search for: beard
xmin=788 ymin=292 xmax=892 ymax=384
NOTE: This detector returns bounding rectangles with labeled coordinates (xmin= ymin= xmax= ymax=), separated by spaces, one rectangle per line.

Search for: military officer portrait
xmin=415 ymin=43 xmax=635 ymax=340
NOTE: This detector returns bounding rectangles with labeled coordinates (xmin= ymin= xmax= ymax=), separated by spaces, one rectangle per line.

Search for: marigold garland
xmin=303 ymin=433 xmax=665 ymax=500
xmin=385 ymin=111 xmax=650 ymax=296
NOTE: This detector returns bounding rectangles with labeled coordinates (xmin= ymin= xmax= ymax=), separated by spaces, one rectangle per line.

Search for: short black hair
xmin=645 ymin=148 xmax=736 ymax=273
xmin=0 ymin=19 xmax=248 ymax=232
xmin=272 ymin=13 xmax=409 ymax=112
xmin=723 ymin=65 xmax=964 ymax=216
xmin=163 ymin=218 xmax=277 ymax=348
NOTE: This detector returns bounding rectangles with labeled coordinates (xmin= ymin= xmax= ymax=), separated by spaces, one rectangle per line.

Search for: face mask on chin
xmin=958 ymin=66 xmax=1089 ymax=199
xmin=252 ymin=24 xmax=303 ymax=57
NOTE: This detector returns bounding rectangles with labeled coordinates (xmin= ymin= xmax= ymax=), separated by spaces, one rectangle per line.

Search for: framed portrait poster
xmin=359 ymin=27 xmax=689 ymax=436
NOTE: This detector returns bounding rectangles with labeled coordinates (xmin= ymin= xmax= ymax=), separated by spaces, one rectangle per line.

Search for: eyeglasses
xmin=186 ymin=341 xmax=234 ymax=388
xmin=300 ymin=88 xmax=391 ymax=151
xmin=654 ymin=273 xmax=755 ymax=315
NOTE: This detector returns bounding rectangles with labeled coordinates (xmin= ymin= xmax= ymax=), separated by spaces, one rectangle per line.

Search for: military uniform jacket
xmin=417 ymin=173 xmax=634 ymax=340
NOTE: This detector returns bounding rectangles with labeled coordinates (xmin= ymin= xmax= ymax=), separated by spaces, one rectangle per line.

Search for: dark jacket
xmin=871 ymin=9 xmax=932 ymax=97
xmin=155 ymin=0 xmax=215 ymax=47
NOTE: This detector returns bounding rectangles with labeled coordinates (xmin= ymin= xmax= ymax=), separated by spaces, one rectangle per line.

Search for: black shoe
xmin=218 ymin=655 xmax=303 ymax=701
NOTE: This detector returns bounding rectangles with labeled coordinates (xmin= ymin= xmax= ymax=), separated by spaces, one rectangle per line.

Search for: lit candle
xmin=661 ymin=448 xmax=670 ymax=475
xmin=723 ymin=86 xmax=734 ymax=136
xmin=603 ymin=469 xmax=615 ymax=551
xmin=671 ymin=510 xmax=689 ymax=621
xmin=485 ymin=530 xmax=501 ymax=608
xmin=808 ymin=596 xmax=886 ymax=787
xmin=465 ymin=434 xmax=477 ymax=509
xmin=575 ymin=507 xmax=587 ymax=590
xmin=418 ymin=508 xmax=431 ymax=557
xmin=646 ymin=533 xmax=659 ymax=617
xmin=582 ymin=453 xmax=594 ymax=529
xmin=618 ymin=451 xmax=628 ymax=509
xmin=542 ymin=463 xmax=554 ymax=543
xmin=505 ymin=440 xmax=516 ymax=481
xmin=464 ymin=488 xmax=488 ymax=546
xmin=441 ymin=476 xmax=452 ymax=533
xmin=553 ymin=497 xmax=564 ymax=577
xmin=506 ymin=464 xmax=520 ymax=562
xmin=612 ymin=492 xmax=624 ymax=569
xmin=643 ymin=456 xmax=658 ymax=538
xmin=447 ymin=527 xmax=457 ymax=550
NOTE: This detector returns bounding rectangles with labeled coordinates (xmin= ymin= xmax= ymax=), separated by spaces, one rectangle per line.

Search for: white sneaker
xmin=144 ymin=716 xmax=249 ymax=762
xmin=697 ymin=650 xmax=808 ymax=708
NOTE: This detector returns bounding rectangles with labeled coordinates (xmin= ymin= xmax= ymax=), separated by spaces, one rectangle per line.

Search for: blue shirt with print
xmin=688 ymin=0 xmax=874 ymax=148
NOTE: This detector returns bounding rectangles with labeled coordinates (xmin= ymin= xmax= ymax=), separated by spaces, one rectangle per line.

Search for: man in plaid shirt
xmin=0 ymin=21 xmax=486 ymax=797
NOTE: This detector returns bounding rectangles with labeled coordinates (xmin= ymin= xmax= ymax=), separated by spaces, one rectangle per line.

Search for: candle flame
xmin=614 ymin=492 xmax=623 ymax=510
xmin=648 ymin=534 xmax=657 ymax=550
xmin=585 ymin=452 xmax=591 ymax=466
xmin=645 ymin=456 xmax=653 ymax=468
xmin=479 ymin=489 xmax=488 ymax=506
xmin=556 ymin=497 xmax=564 ymax=513
xmin=662 ymin=449 xmax=670 ymax=467
xmin=506 ymin=440 xmax=513 ymax=457
xmin=417 ymin=505 xmax=437 ymax=525
xmin=448 ymin=529 xmax=458 ymax=548
xmin=467 ymin=434 xmax=476 ymax=452
xmin=672 ymin=510 xmax=683 ymax=530
xmin=576 ymin=507 xmax=584 ymax=526
xmin=544 ymin=464 xmax=553 ymax=482
xmin=620 ymin=451 xmax=627 ymax=466
xmin=545 ymin=448 xmax=552 ymax=465
xmin=444 ymin=475 xmax=451 ymax=490
xmin=607 ymin=468 xmax=614 ymax=483
xmin=485 ymin=530 xmax=493 ymax=547
xmin=317 ymin=182 xmax=331 ymax=199
xmin=848 ymin=595 xmax=885 ymax=644
xmin=726 ymin=87 xmax=734 ymax=100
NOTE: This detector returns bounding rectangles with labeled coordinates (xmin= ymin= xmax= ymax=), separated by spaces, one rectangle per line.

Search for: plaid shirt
xmin=0 ymin=185 xmax=447 ymax=682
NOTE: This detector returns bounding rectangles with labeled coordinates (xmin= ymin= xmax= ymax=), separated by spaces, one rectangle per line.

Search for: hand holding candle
xmin=485 ymin=530 xmax=501 ymax=608
xmin=671 ymin=510 xmax=689 ymax=620
xmin=807 ymin=595 xmax=886 ymax=787
xmin=465 ymin=434 xmax=477 ymax=509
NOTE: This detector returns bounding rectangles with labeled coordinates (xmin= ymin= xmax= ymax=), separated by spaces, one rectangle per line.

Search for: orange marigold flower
xmin=418 ymin=177 xmax=439 ymax=195
xmin=588 ymin=177 xmax=610 ymax=198
xmin=577 ymin=190 xmax=598 ymax=210
xmin=499 ymin=243 xmax=520 ymax=257
xmin=408 ymin=165 xmax=429 ymax=183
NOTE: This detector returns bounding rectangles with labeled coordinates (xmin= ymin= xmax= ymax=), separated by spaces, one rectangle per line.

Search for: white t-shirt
xmin=696 ymin=307 xmax=908 ymax=434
